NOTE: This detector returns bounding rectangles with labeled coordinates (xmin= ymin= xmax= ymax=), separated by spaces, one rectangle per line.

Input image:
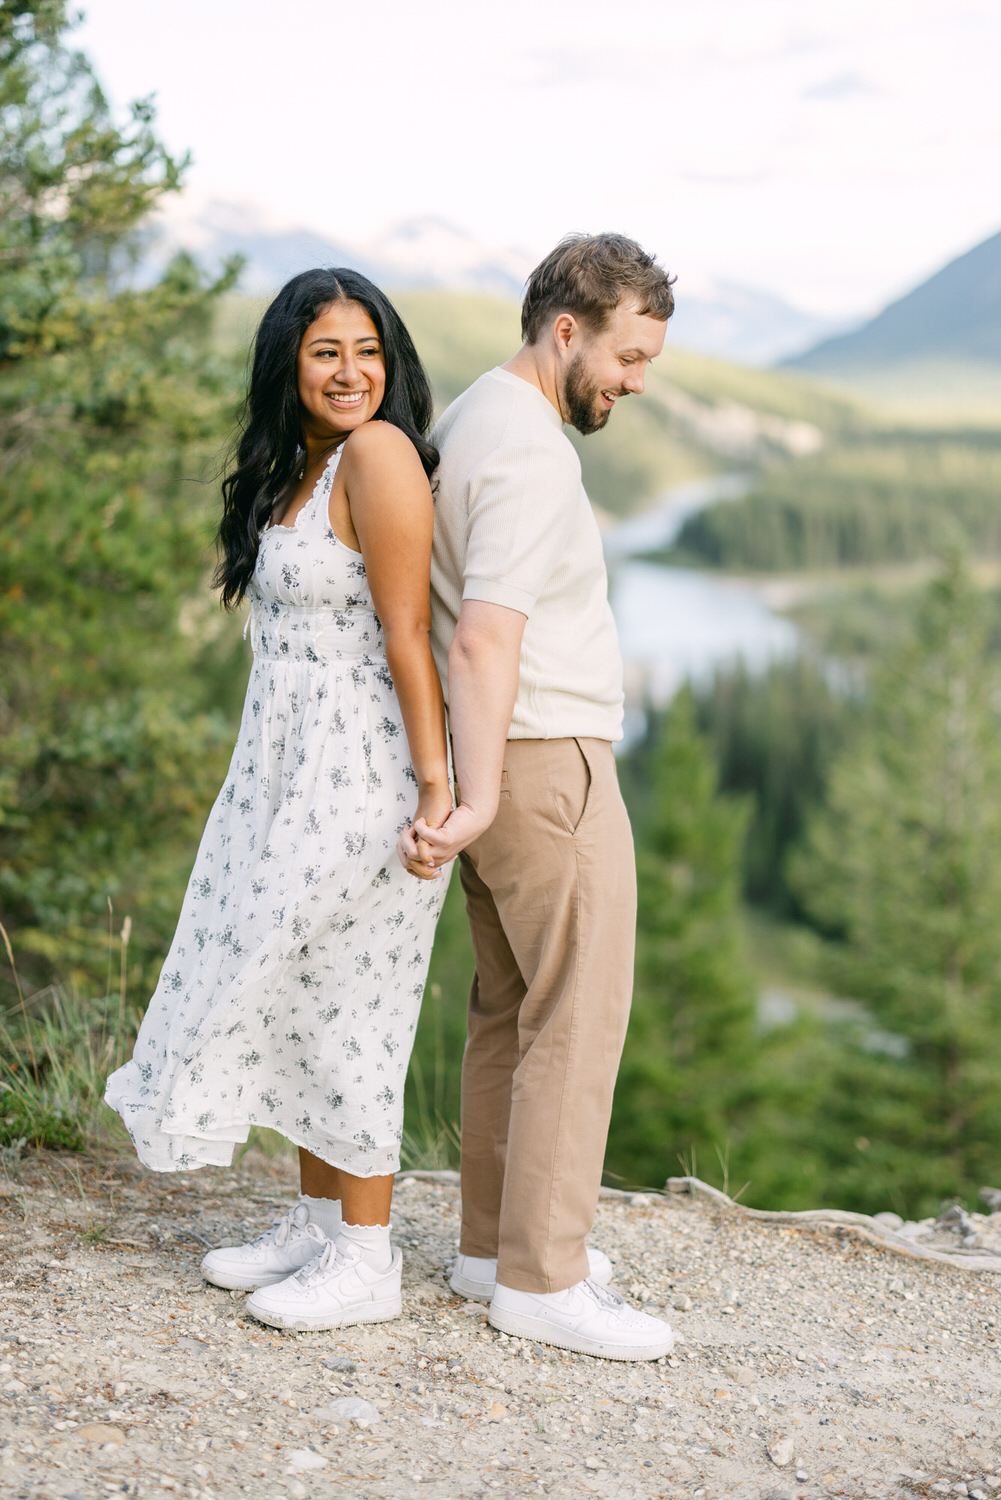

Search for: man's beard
xmin=563 ymin=351 xmax=610 ymax=435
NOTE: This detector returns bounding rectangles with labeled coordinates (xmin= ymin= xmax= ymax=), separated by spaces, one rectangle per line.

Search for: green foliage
xmin=791 ymin=561 xmax=1001 ymax=1210
xmin=673 ymin=432 xmax=1001 ymax=571
xmin=608 ymin=689 xmax=760 ymax=1189
xmin=691 ymin=655 xmax=859 ymax=910
xmin=0 ymin=0 xmax=186 ymax=371
xmin=402 ymin=870 xmax=472 ymax=1170
xmin=0 ymin=977 xmax=136 ymax=1152
xmin=0 ymin=3 xmax=245 ymax=998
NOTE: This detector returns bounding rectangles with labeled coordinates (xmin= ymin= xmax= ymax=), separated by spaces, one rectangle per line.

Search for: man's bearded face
xmin=563 ymin=347 xmax=625 ymax=436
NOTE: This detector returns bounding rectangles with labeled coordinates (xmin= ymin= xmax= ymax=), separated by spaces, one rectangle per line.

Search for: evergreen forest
xmin=5 ymin=1 xmax=1001 ymax=1222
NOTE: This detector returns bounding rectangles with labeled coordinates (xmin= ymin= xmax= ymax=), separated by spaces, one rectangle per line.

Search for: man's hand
xmin=396 ymin=782 xmax=453 ymax=880
xmin=411 ymin=802 xmax=495 ymax=867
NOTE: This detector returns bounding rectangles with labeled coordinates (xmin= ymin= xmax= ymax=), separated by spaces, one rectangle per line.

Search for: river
xmin=603 ymin=474 xmax=800 ymax=734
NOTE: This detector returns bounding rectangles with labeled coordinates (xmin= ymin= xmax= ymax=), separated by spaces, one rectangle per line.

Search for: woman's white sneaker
xmin=450 ymin=1247 xmax=613 ymax=1301
xmin=200 ymin=1204 xmax=328 ymax=1290
xmin=488 ymin=1278 xmax=673 ymax=1361
xmin=245 ymin=1239 xmax=403 ymax=1331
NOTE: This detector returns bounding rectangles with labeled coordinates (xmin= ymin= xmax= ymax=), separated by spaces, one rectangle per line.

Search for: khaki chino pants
xmin=457 ymin=736 xmax=637 ymax=1294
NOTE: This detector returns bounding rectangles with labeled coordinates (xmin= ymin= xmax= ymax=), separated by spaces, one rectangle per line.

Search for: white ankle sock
xmin=337 ymin=1221 xmax=393 ymax=1273
xmin=298 ymin=1194 xmax=343 ymax=1240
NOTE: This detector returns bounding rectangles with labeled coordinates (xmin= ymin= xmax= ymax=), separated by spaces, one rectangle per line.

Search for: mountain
xmin=157 ymin=200 xmax=840 ymax=364
xmin=156 ymin=202 xmax=532 ymax=299
xmin=786 ymin=228 xmax=1001 ymax=377
xmin=667 ymin=277 xmax=845 ymax=366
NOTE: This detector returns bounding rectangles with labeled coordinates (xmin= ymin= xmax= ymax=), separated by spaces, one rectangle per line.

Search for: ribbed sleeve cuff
xmin=462 ymin=576 xmax=535 ymax=616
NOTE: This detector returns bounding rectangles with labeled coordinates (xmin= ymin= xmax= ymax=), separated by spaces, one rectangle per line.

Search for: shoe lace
xmin=258 ymin=1205 xmax=324 ymax=1250
xmin=296 ymin=1236 xmax=356 ymax=1285
xmin=582 ymin=1278 xmax=628 ymax=1312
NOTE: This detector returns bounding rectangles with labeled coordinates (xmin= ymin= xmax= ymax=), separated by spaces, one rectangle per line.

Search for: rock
xmin=767 ymin=1435 xmax=795 ymax=1467
xmin=979 ymin=1187 xmax=1001 ymax=1213
xmin=315 ymin=1397 xmax=380 ymax=1426
xmin=873 ymin=1212 xmax=904 ymax=1229
xmin=673 ymin=1295 xmax=693 ymax=1311
xmin=935 ymin=1205 xmax=980 ymax=1246
xmin=74 ymin=1425 xmax=126 ymax=1445
xmin=286 ymin=1449 xmax=328 ymax=1472
xmin=487 ymin=1402 xmax=507 ymax=1421
xmin=897 ymin=1221 xmax=934 ymax=1239
xmin=321 ymin=1356 xmax=356 ymax=1373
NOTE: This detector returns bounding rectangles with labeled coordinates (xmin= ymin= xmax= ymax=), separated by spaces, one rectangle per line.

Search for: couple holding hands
xmin=106 ymin=232 xmax=676 ymax=1362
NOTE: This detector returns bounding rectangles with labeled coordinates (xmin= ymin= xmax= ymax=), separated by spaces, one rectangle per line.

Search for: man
xmin=407 ymin=232 xmax=675 ymax=1360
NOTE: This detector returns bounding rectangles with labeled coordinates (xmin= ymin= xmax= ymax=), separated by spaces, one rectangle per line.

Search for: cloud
xmin=680 ymin=170 xmax=775 ymax=187
xmin=519 ymin=45 xmax=663 ymax=89
xmin=801 ymin=71 xmax=882 ymax=101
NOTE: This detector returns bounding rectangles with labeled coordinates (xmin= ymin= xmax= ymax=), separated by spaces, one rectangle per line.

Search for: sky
xmin=74 ymin=0 xmax=1001 ymax=319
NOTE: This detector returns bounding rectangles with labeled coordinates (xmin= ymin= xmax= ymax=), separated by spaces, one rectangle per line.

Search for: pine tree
xmin=608 ymin=688 xmax=760 ymax=1190
xmin=0 ymin=3 xmax=243 ymax=995
xmin=792 ymin=560 xmax=1001 ymax=1210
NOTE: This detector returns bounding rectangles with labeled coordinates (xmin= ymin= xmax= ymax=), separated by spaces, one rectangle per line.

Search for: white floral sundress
xmin=106 ymin=448 xmax=448 ymax=1176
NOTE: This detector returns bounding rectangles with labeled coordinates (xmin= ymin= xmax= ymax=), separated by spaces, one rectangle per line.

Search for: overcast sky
xmin=75 ymin=0 xmax=1000 ymax=318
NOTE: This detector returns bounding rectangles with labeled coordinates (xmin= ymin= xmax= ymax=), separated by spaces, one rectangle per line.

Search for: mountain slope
xmin=216 ymin=288 xmax=867 ymax=520
xmin=391 ymin=292 xmax=864 ymax=516
xmin=787 ymin=228 xmax=1001 ymax=376
xmin=167 ymin=200 xmax=842 ymax=364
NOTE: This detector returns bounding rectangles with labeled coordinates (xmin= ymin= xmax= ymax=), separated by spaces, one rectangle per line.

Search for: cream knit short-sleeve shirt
xmin=429 ymin=367 xmax=624 ymax=742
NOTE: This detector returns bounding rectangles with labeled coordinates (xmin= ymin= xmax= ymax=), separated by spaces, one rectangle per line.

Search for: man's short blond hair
xmin=521 ymin=232 xmax=675 ymax=345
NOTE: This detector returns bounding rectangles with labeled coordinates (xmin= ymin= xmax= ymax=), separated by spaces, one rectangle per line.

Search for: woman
xmin=106 ymin=268 xmax=451 ymax=1332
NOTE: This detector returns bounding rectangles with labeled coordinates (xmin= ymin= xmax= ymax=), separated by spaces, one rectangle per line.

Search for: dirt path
xmin=2 ymin=1149 xmax=1001 ymax=1500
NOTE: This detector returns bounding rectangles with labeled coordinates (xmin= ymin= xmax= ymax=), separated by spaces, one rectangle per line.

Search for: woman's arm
xmin=340 ymin=422 xmax=451 ymax=878
xmin=408 ymin=599 xmax=524 ymax=866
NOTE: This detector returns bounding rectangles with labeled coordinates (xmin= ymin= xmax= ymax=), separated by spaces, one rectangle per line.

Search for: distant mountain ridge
xmin=161 ymin=202 xmax=532 ymax=300
xmin=160 ymin=200 xmax=840 ymax=366
xmin=786 ymin=227 xmax=1001 ymax=376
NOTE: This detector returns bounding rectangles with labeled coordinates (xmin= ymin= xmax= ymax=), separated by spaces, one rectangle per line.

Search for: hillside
xmin=216 ymin=291 xmax=865 ymax=519
xmin=786 ymin=228 xmax=1001 ymax=398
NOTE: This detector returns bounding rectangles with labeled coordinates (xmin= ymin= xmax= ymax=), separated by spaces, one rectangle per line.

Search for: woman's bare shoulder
xmin=341 ymin=420 xmax=423 ymax=473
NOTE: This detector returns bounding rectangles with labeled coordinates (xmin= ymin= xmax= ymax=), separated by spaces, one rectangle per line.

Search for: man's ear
xmin=552 ymin=312 xmax=577 ymax=353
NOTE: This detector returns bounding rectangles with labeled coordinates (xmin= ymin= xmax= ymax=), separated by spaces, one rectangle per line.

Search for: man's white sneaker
xmin=200 ymin=1204 xmax=327 ymax=1291
xmin=488 ymin=1277 xmax=673 ymax=1361
xmin=245 ymin=1239 xmax=403 ymax=1331
xmin=450 ymin=1247 xmax=613 ymax=1301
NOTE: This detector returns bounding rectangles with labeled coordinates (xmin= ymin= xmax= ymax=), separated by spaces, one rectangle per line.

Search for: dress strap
xmin=305 ymin=445 xmax=343 ymax=529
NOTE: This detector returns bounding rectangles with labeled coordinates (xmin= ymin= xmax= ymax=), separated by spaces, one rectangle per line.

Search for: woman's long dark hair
xmin=215 ymin=268 xmax=438 ymax=609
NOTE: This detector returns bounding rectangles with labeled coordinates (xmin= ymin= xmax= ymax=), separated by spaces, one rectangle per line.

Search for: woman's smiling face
xmin=297 ymin=298 xmax=387 ymax=444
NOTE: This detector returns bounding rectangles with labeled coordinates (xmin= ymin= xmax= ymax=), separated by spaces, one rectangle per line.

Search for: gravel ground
xmin=2 ymin=1148 xmax=1001 ymax=1500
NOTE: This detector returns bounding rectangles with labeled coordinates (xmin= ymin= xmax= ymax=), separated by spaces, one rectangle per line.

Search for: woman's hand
xmin=411 ymin=800 xmax=496 ymax=867
xmin=397 ymin=783 xmax=454 ymax=880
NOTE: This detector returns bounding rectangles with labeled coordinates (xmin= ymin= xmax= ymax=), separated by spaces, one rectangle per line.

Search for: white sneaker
xmin=450 ymin=1247 xmax=613 ymax=1301
xmin=489 ymin=1278 xmax=673 ymax=1361
xmin=245 ymin=1239 xmax=403 ymax=1331
xmin=200 ymin=1204 xmax=327 ymax=1291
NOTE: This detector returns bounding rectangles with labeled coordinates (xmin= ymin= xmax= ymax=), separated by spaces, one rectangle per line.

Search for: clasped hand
xmin=396 ymin=799 xmax=493 ymax=879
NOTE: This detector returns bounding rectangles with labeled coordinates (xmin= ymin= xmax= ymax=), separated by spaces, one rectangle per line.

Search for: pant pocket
xmin=549 ymin=738 xmax=592 ymax=835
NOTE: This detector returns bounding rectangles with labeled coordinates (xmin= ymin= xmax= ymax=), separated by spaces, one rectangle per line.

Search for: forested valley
xmin=5 ymin=2 xmax=1001 ymax=1221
